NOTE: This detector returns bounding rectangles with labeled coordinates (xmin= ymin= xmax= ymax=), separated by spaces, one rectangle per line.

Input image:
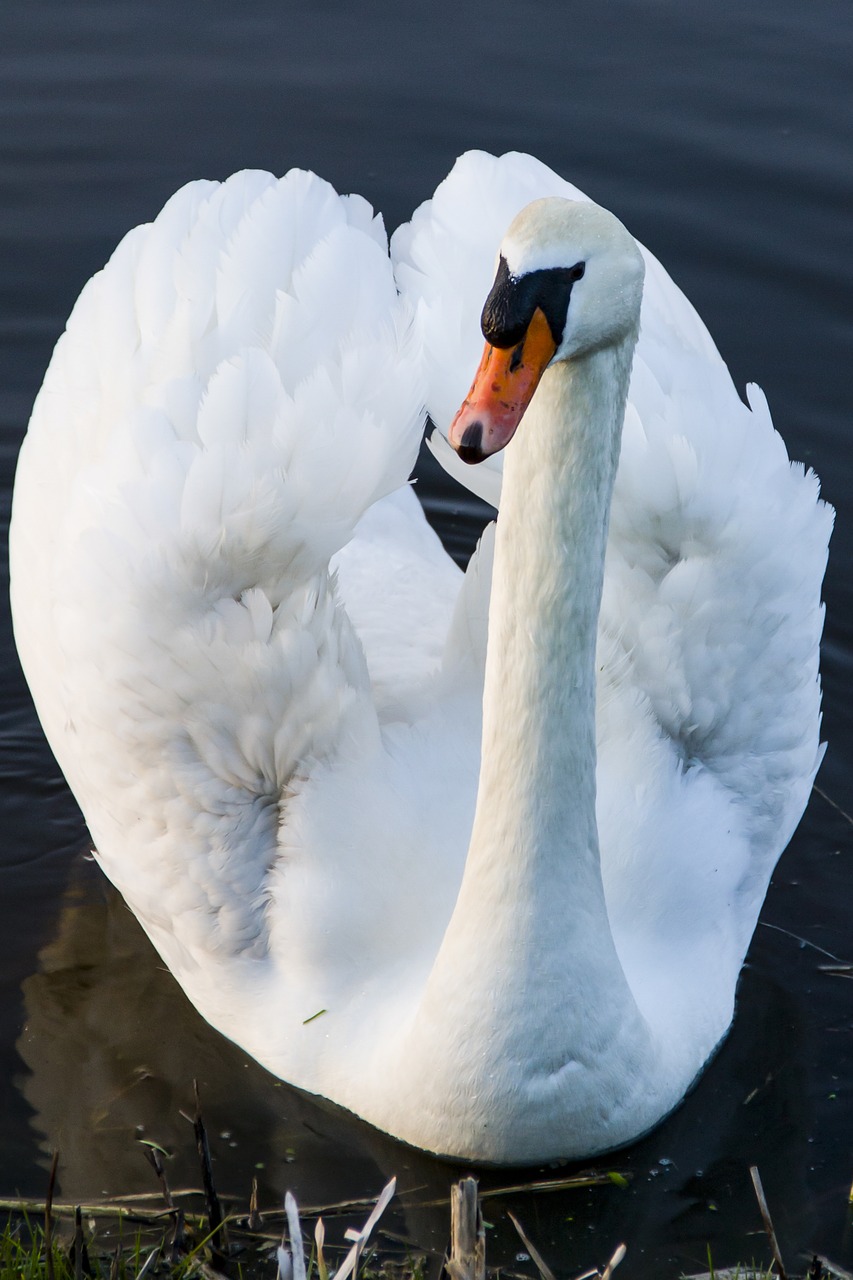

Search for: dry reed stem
xmin=191 ymin=1080 xmax=227 ymax=1256
xmin=169 ymin=1207 xmax=186 ymax=1264
xmin=507 ymin=1209 xmax=556 ymax=1280
xmin=249 ymin=1176 xmax=262 ymax=1232
xmin=750 ymin=1165 xmax=788 ymax=1280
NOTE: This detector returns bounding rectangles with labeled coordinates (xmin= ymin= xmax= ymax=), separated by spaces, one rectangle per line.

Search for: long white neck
xmin=453 ymin=336 xmax=639 ymax=1005
xmin=474 ymin=346 xmax=626 ymax=907
xmin=397 ymin=333 xmax=658 ymax=1160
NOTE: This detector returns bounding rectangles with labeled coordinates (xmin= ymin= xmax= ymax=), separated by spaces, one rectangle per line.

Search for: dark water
xmin=2 ymin=1 xmax=852 ymax=1274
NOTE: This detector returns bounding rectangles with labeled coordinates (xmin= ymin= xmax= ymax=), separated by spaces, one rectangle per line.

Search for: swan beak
xmin=448 ymin=306 xmax=558 ymax=464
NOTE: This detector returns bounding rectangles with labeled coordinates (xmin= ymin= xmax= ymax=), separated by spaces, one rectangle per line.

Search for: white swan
xmin=10 ymin=151 xmax=831 ymax=1165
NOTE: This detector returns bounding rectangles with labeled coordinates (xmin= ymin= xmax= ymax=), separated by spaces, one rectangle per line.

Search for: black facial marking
xmin=482 ymin=256 xmax=585 ymax=349
xmin=457 ymin=421 xmax=485 ymax=465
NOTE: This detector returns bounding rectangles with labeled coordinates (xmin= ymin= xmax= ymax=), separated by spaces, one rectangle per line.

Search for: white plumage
xmin=10 ymin=151 xmax=831 ymax=1164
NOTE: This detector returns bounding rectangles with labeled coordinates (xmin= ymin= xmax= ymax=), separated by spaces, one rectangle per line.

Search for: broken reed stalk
xmin=73 ymin=1206 xmax=83 ymax=1280
xmin=169 ymin=1209 xmax=186 ymax=1264
xmin=142 ymin=1141 xmax=185 ymax=1262
xmin=749 ymin=1165 xmax=788 ymax=1280
xmin=44 ymin=1150 xmax=59 ymax=1280
xmin=71 ymin=1204 xmax=93 ymax=1280
xmin=142 ymin=1146 xmax=175 ymax=1212
xmin=447 ymin=1178 xmax=485 ymax=1280
xmin=249 ymin=1176 xmax=262 ymax=1232
xmin=192 ymin=1079 xmax=227 ymax=1256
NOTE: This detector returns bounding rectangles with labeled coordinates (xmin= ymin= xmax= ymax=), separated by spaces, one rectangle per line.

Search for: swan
xmin=10 ymin=151 xmax=831 ymax=1165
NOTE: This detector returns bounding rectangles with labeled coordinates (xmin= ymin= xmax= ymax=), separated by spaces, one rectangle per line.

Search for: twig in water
xmin=508 ymin=1194 xmax=624 ymax=1280
xmin=750 ymin=1165 xmax=788 ymax=1280
xmin=415 ymin=1171 xmax=619 ymax=1210
xmin=813 ymin=784 xmax=853 ymax=830
xmin=759 ymin=922 xmax=850 ymax=968
xmin=507 ymin=1210 xmax=556 ymax=1280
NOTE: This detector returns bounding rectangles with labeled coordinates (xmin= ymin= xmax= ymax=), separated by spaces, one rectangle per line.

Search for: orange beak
xmin=448 ymin=307 xmax=558 ymax=464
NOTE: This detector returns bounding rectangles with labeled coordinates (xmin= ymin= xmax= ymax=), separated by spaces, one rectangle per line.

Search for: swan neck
xmin=472 ymin=338 xmax=632 ymax=894
xmin=397 ymin=333 xmax=655 ymax=1159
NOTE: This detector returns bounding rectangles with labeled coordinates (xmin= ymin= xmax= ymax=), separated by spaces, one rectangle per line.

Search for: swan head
xmin=449 ymin=197 xmax=645 ymax=463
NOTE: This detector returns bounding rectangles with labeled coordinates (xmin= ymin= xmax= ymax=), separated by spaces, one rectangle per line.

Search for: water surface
xmin=2 ymin=2 xmax=852 ymax=1274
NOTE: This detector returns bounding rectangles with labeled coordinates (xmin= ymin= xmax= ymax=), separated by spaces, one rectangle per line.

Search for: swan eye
xmin=481 ymin=256 xmax=586 ymax=349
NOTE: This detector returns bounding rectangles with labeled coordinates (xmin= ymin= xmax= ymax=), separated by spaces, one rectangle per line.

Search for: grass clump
xmin=1 ymin=1215 xmax=72 ymax=1280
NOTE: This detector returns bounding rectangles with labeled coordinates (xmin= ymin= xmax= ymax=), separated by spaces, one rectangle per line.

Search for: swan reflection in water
xmin=16 ymin=852 xmax=812 ymax=1275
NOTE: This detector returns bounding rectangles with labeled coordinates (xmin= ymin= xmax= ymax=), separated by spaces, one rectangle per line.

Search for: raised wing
xmin=11 ymin=169 xmax=425 ymax=963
